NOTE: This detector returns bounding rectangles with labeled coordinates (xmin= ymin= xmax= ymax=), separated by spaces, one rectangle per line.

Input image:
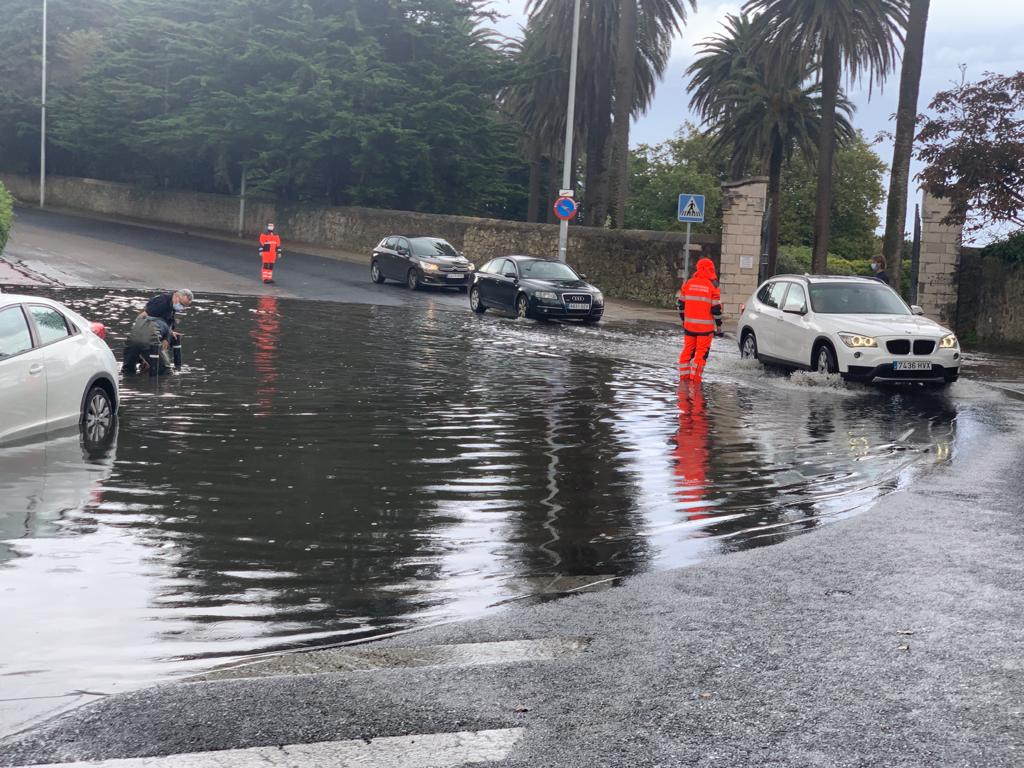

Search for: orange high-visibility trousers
xmin=679 ymin=333 xmax=713 ymax=379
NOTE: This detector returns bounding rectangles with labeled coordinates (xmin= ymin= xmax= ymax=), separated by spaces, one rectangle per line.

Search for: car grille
xmin=913 ymin=339 xmax=935 ymax=355
xmin=561 ymin=294 xmax=592 ymax=313
xmin=886 ymin=339 xmax=937 ymax=355
xmin=887 ymin=340 xmax=910 ymax=355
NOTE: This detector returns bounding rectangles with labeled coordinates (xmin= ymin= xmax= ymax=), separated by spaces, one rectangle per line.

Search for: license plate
xmin=446 ymin=273 xmax=465 ymax=280
xmin=893 ymin=361 xmax=933 ymax=371
xmin=567 ymin=303 xmax=589 ymax=310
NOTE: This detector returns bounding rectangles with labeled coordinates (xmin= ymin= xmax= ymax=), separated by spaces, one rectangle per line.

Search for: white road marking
xmin=13 ymin=728 xmax=525 ymax=768
xmin=196 ymin=637 xmax=589 ymax=681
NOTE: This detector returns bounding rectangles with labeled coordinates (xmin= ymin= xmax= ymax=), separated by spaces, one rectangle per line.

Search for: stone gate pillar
xmin=717 ymin=177 xmax=768 ymax=320
xmin=918 ymin=189 xmax=962 ymax=326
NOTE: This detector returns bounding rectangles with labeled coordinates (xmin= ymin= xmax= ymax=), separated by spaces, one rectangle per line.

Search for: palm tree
xmin=882 ymin=0 xmax=931 ymax=293
xmin=688 ymin=13 xmax=854 ymax=276
xmin=522 ymin=0 xmax=690 ymax=228
xmin=608 ymin=0 xmax=696 ymax=228
xmin=744 ymin=0 xmax=908 ymax=273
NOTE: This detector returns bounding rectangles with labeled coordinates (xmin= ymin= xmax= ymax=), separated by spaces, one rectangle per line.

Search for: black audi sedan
xmin=469 ymin=255 xmax=604 ymax=323
xmin=370 ymin=235 xmax=475 ymax=291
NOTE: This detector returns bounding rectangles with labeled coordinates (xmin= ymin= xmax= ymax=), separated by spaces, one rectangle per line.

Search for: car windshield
xmin=808 ymin=282 xmax=910 ymax=315
xmin=410 ymin=238 xmax=458 ymax=258
xmin=518 ymin=260 xmax=579 ymax=280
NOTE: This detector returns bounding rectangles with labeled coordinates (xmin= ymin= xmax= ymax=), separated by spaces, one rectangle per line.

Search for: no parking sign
xmin=553 ymin=196 xmax=578 ymax=221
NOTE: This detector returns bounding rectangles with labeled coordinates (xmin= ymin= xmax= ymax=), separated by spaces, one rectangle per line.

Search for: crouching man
xmin=123 ymin=315 xmax=172 ymax=377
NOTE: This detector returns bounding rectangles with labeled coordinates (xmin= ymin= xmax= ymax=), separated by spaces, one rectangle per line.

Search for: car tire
xmin=407 ymin=269 xmax=421 ymax=291
xmin=740 ymin=330 xmax=758 ymax=360
xmin=470 ymin=286 xmax=487 ymax=314
xmin=82 ymin=384 xmax=115 ymax=447
xmin=371 ymin=260 xmax=386 ymax=284
xmin=515 ymin=293 xmax=531 ymax=320
xmin=814 ymin=343 xmax=838 ymax=375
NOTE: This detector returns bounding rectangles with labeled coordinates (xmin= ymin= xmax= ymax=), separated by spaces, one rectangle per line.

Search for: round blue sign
xmin=554 ymin=196 xmax=578 ymax=221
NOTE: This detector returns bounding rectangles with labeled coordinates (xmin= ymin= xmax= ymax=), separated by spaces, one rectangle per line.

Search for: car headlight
xmin=593 ymin=291 xmax=604 ymax=306
xmin=838 ymin=332 xmax=878 ymax=348
xmin=467 ymin=263 xmax=475 ymax=271
xmin=420 ymin=261 xmax=439 ymax=272
xmin=940 ymin=334 xmax=958 ymax=349
xmin=535 ymin=291 xmax=559 ymax=301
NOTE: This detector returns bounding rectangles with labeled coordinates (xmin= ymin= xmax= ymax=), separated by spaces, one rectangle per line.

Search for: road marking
xmin=12 ymin=728 xmax=525 ymax=768
xmin=195 ymin=637 xmax=588 ymax=682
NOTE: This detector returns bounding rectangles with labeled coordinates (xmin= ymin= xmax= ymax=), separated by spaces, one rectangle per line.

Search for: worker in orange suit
xmin=673 ymin=376 xmax=712 ymax=521
xmin=677 ymin=257 xmax=723 ymax=380
xmin=258 ymin=223 xmax=282 ymax=284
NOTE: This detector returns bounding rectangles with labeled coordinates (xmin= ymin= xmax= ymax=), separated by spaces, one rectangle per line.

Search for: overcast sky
xmin=487 ymin=0 xmax=1024 ymax=242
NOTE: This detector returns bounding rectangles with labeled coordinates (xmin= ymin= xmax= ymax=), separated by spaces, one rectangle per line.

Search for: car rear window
xmin=0 ymin=306 xmax=33 ymax=358
xmin=29 ymin=305 xmax=72 ymax=345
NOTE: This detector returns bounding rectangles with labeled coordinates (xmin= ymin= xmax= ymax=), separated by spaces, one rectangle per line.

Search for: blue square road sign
xmin=677 ymin=194 xmax=705 ymax=223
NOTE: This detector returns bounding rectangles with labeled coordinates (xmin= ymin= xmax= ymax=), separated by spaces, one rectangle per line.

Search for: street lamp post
xmin=39 ymin=0 xmax=47 ymax=208
xmin=556 ymin=0 xmax=582 ymax=263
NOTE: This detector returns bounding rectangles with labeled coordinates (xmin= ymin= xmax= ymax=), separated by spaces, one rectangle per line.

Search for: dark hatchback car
xmin=469 ymin=255 xmax=604 ymax=323
xmin=370 ymin=235 xmax=475 ymax=291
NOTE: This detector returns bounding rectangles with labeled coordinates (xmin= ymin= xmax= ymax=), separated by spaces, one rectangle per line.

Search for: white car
xmin=0 ymin=293 xmax=119 ymax=445
xmin=736 ymin=275 xmax=961 ymax=386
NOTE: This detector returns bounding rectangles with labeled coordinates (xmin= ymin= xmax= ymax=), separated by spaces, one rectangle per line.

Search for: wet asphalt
xmin=1 ymin=209 xmax=1023 ymax=766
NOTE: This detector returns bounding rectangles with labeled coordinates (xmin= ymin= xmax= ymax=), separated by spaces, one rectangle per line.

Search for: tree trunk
xmin=545 ymin=156 xmax=560 ymax=224
xmin=882 ymin=0 xmax=930 ymax=295
xmin=811 ymin=36 xmax=841 ymax=274
xmin=767 ymin=133 xmax=784 ymax=277
xmin=584 ymin=79 xmax=613 ymax=227
xmin=607 ymin=0 xmax=638 ymax=229
xmin=527 ymin=152 xmax=543 ymax=223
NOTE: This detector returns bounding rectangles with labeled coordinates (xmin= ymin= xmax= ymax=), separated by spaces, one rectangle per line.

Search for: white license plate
xmin=893 ymin=361 xmax=933 ymax=371
xmin=567 ymin=303 xmax=589 ymax=310
xmin=446 ymin=273 xmax=465 ymax=280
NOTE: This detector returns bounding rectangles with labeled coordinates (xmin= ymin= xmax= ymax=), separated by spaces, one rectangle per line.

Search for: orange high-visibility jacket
xmin=259 ymin=232 xmax=281 ymax=262
xmin=677 ymin=258 xmax=722 ymax=336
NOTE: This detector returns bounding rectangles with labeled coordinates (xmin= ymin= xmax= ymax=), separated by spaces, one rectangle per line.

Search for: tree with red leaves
xmin=917 ymin=70 xmax=1024 ymax=237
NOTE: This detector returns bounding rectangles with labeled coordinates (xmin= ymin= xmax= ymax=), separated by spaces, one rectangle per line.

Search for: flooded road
xmin=0 ymin=288 xmax=1013 ymax=719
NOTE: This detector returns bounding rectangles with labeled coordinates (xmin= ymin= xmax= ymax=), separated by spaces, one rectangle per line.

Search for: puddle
xmin=0 ymin=288 xmax=1012 ymax=716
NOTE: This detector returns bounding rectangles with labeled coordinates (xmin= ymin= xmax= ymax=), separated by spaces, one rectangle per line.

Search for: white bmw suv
xmin=736 ymin=275 xmax=961 ymax=386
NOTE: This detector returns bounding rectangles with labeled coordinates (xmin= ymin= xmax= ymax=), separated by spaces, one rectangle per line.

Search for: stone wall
xmin=717 ymin=177 xmax=767 ymax=318
xmin=956 ymin=251 xmax=1024 ymax=346
xmin=2 ymin=174 xmax=719 ymax=308
xmin=917 ymin=190 xmax=962 ymax=327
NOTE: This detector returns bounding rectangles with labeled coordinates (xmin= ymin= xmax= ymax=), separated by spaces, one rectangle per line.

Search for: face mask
xmin=173 ymin=302 xmax=185 ymax=311
xmin=870 ymin=263 xmax=879 ymax=272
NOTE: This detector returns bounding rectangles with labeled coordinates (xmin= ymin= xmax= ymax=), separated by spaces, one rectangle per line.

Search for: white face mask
xmin=871 ymin=263 xmax=879 ymax=272
xmin=174 ymin=302 xmax=185 ymax=311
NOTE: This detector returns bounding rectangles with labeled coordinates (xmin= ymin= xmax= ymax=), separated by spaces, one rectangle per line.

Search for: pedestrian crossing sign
xmin=677 ymin=194 xmax=705 ymax=223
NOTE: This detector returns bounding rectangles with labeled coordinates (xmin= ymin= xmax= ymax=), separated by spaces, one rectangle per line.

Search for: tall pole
xmin=39 ymin=0 xmax=47 ymax=208
xmin=557 ymin=0 xmax=582 ymax=263
xmin=238 ymin=166 xmax=247 ymax=237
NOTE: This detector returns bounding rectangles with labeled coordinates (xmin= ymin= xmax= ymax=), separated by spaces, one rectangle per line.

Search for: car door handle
xmin=29 ymin=363 xmax=44 ymax=376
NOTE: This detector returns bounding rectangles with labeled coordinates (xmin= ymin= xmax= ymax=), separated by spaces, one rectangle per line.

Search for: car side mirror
xmin=397 ymin=248 xmax=409 ymax=256
xmin=579 ymin=273 xmax=587 ymax=280
xmin=504 ymin=272 xmax=518 ymax=280
xmin=784 ymin=306 xmax=807 ymax=316
xmin=911 ymin=304 xmax=925 ymax=316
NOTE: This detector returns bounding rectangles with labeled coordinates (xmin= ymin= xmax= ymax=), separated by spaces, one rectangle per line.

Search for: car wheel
xmin=814 ymin=343 xmax=838 ymax=375
xmin=82 ymin=385 xmax=115 ymax=446
xmin=740 ymin=331 xmax=758 ymax=360
xmin=516 ymin=293 xmax=531 ymax=320
xmin=370 ymin=260 xmax=386 ymax=284
xmin=407 ymin=269 xmax=421 ymax=291
xmin=470 ymin=286 xmax=487 ymax=314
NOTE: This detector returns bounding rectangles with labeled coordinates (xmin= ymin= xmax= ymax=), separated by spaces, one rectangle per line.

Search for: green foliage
xmin=778 ymin=133 xmax=887 ymax=261
xmin=0 ymin=181 xmax=12 ymax=255
xmin=623 ymin=125 xmax=726 ymax=233
xmin=0 ymin=0 xmax=528 ymax=218
xmin=980 ymin=231 xmax=1024 ymax=265
xmin=776 ymin=245 xmax=872 ymax=277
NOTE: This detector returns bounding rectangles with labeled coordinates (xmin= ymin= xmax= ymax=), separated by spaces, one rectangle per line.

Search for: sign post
xmin=677 ymin=193 xmax=706 ymax=276
xmin=557 ymin=0 xmax=583 ymax=262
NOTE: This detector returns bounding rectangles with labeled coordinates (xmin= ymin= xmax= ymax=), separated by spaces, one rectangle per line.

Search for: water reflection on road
xmin=0 ymin=289 xmax=1002 ymax=710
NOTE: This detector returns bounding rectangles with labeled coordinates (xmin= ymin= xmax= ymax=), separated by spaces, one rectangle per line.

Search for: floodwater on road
xmin=0 ymin=289 xmax=1015 ymax=719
